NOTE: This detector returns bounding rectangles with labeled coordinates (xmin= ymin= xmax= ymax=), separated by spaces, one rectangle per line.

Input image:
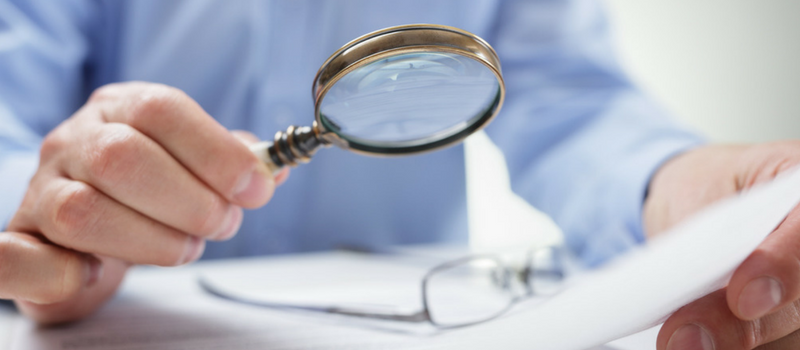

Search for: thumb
xmin=14 ymin=250 xmax=130 ymax=324
xmin=230 ymin=130 xmax=291 ymax=185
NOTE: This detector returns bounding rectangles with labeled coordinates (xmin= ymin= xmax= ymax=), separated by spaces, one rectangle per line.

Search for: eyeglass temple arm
xmin=326 ymin=306 xmax=429 ymax=323
xmin=198 ymin=276 xmax=429 ymax=323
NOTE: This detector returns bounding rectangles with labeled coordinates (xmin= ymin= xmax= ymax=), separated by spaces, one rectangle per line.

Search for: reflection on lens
xmin=425 ymin=258 xmax=513 ymax=327
xmin=319 ymin=52 xmax=499 ymax=148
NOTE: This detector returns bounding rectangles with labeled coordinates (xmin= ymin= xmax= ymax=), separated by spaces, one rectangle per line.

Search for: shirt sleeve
xmin=0 ymin=0 xmax=95 ymax=229
xmin=483 ymin=0 xmax=705 ymax=266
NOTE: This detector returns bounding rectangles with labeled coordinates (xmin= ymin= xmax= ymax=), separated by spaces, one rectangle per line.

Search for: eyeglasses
xmin=198 ymin=247 xmax=565 ymax=329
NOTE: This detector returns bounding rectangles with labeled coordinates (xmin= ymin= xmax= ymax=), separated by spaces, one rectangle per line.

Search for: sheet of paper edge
xmin=441 ymin=166 xmax=800 ymax=350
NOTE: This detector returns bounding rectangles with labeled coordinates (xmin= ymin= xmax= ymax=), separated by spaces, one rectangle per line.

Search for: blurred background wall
xmin=605 ymin=0 xmax=800 ymax=143
xmin=467 ymin=0 xmax=800 ymax=251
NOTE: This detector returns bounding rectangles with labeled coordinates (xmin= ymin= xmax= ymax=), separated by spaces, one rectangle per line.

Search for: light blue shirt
xmin=0 ymin=0 xmax=702 ymax=266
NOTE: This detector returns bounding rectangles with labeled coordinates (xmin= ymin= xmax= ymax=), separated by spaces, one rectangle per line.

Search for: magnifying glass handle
xmin=248 ymin=124 xmax=331 ymax=175
xmin=249 ymin=141 xmax=284 ymax=175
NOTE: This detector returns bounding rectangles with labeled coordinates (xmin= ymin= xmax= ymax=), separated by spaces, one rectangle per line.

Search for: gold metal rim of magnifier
xmin=311 ymin=23 xmax=506 ymax=156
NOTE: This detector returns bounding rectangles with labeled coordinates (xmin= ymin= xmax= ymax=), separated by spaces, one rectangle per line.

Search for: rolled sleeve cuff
xmin=579 ymin=134 xmax=705 ymax=266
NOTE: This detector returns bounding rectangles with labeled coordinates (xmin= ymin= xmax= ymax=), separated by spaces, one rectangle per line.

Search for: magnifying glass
xmin=250 ymin=24 xmax=505 ymax=173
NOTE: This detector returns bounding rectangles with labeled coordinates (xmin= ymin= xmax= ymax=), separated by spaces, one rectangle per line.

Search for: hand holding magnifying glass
xmin=249 ymin=24 xmax=505 ymax=173
xmin=0 ymin=24 xmax=503 ymax=325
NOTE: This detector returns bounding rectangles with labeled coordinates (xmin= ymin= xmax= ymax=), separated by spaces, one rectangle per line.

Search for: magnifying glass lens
xmin=319 ymin=52 xmax=500 ymax=148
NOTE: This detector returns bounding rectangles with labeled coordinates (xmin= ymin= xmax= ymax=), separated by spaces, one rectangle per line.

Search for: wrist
xmin=643 ymin=144 xmax=745 ymax=238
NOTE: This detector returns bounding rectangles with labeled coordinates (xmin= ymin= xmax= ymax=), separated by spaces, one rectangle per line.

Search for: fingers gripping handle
xmin=249 ymin=141 xmax=284 ymax=175
xmin=248 ymin=124 xmax=330 ymax=175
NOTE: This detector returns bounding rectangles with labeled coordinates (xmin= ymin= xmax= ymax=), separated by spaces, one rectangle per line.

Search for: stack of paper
xmin=8 ymin=167 xmax=800 ymax=350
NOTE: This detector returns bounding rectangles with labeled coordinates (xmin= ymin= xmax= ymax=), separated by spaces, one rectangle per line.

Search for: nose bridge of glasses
xmin=494 ymin=251 xmax=566 ymax=297
xmin=485 ymin=264 xmax=529 ymax=298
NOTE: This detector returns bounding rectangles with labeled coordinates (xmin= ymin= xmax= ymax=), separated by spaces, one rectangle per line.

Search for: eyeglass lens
xmin=424 ymin=258 xmax=518 ymax=327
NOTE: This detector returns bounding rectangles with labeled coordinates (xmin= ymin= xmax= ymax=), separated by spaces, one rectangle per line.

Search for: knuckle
xmin=127 ymin=85 xmax=187 ymax=128
xmin=739 ymin=318 xmax=763 ymax=349
xmin=788 ymin=299 xmax=800 ymax=324
xmin=88 ymin=84 xmax=121 ymax=103
xmin=40 ymin=130 xmax=69 ymax=161
xmin=85 ymin=125 xmax=140 ymax=184
xmin=51 ymin=182 xmax=100 ymax=244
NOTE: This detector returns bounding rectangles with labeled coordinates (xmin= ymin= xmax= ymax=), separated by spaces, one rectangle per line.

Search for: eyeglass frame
xmin=198 ymin=247 xmax=565 ymax=330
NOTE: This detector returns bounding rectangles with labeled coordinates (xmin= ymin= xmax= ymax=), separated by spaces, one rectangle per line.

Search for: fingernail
xmin=233 ymin=167 xmax=272 ymax=204
xmin=667 ymin=324 xmax=714 ymax=350
xmin=212 ymin=206 xmax=243 ymax=241
xmin=181 ymin=236 xmax=205 ymax=265
xmin=738 ymin=276 xmax=783 ymax=319
xmin=84 ymin=256 xmax=103 ymax=288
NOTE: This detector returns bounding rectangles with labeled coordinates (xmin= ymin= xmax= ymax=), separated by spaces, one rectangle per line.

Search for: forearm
xmin=490 ymin=89 xmax=703 ymax=266
xmin=478 ymin=0 xmax=707 ymax=265
xmin=643 ymin=142 xmax=800 ymax=238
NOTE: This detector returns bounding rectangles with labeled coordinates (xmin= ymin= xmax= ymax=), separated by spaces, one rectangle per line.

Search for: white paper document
xmin=437 ymin=166 xmax=800 ymax=349
xmin=10 ymin=254 xmax=448 ymax=350
xmin=9 ymin=167 xmax=800 ymax=350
